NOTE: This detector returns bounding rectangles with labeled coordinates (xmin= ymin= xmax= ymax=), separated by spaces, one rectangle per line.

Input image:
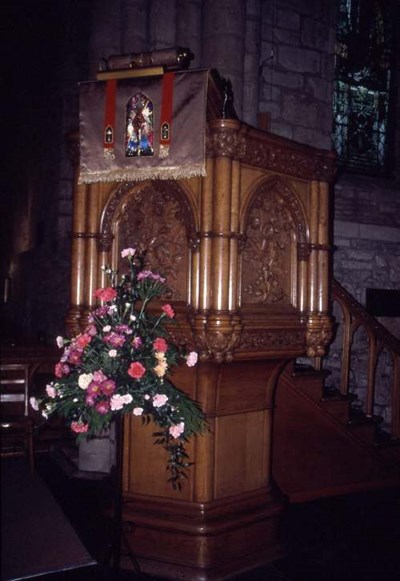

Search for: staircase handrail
xmin=331 ymin=279 xmax=400 ymax=356
xmin=329 ymin=278 xmax=400 ymax=439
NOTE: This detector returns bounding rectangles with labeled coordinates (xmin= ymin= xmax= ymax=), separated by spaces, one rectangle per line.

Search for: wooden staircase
xmin=272 ymin=279 xmax=400 ymax=503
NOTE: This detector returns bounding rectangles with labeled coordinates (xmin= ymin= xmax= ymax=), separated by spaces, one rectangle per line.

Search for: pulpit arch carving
xmin=240 ymin=176 xmax=309 ymax=306
xmin=99 ymin=180 xmax=198 ymax=302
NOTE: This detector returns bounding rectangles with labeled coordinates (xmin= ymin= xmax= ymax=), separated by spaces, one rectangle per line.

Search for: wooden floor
xmin=2 ymin=448 xmax=395 ymax=580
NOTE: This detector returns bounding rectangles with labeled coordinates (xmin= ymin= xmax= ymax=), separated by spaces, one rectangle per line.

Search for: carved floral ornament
xmin=99 ymin=180 xmax=198 ymax=253
xmin=206 ymin=121 xmax=336 ymax=182
xmin=241 ymin=177 xmax=308 ymax=306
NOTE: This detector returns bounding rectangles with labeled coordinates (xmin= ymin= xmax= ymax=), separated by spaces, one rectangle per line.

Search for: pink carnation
xmin=46 ymin=384 xmax=57 ymax=398
xmin=153 ymin=337 xmax=168 ymax=353
xmin=103 ymin=332 xmax=125 ymax=347
xmin=137 ymin=270 xmax=166 ymax=283
xmin=71 ymin=421 xmax=89 ymax=433
xmin=55 ymin=363 xmax=70 ymax=378
xmin=101 ymin=379 xmax=116 ymax=396
xmin=93 ymin=370 xmax=107 ymax=383
xmin=121 ymin=248 xmax=136 ymax=258
xmin=110 ymin=394 xmax=128 ymax=411
xmin=186 ymin=351 xmax=198 ymax=367
xmin=67 ymin=349 xmax=83 ymax=365
xmin=161 ymin=304 xmax=175 ymax=318
xmin=169 ymin=422 xmax=185 ymax=439
xmin=75 ymin=333 xmax=92 ymax=349
xmin=153 ymin=393 xmax=168 ymax=408
xmin=95 ymin=401 xmax=110 ymax=415
xmin=87 ymin=381 xmax=102 ymax=397
xmin=131 ymin=336 xmax=142 ymax=349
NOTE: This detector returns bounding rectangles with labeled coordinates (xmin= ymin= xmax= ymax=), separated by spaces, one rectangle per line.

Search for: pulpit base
xmin=121 ymin=486 xmax=287 ymax=580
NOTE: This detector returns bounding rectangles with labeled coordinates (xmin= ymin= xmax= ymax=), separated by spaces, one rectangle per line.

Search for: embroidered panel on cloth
xmin=78 ymin=69 xmax=209 ymax=184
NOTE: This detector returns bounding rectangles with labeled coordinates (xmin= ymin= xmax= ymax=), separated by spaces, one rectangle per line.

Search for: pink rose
xmin=127 ymin=361 xmax=146 ymax=379
xmin=153 ymin=337 xmax=168 ymax=353
xmin=161 ymin=304 xmax=175 ymax=318
xmin=94 ymin=287 xmax=117 ymax=302
xmin=133 ymin=407 xmax=144 ymax=416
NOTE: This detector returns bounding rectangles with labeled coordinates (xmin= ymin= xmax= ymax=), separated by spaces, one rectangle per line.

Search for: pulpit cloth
xmin=78 ymin=69 xmax=209 ymax=184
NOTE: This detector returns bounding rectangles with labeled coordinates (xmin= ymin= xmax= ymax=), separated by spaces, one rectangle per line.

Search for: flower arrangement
xmin=31 ymin=247 xmax=206 ymax=487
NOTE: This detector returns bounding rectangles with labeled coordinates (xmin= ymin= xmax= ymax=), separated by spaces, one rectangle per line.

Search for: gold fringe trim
xmin=159 ymin=144 xmax=170 ymax=159
xmin=103 ymin=148 xmax=115 ymax=160
xmin=78 ymin=163 xmax=206 ymax=185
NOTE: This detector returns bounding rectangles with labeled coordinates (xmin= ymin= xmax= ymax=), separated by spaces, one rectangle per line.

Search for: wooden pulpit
xmin=66 ymin=69 xmax=335 ymax=579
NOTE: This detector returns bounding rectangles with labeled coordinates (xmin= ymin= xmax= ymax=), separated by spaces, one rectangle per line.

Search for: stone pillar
xmin=149 ymin=0 xmax=177 ymax=50
xmin=202 ymin=0 xmax=246 ymax=116
xmin=121 ymin=0 xmax=148 ymax=53
xmin=176 ymin=0 xmax=203 ymax=67
xmin=243 ymin=0 xmax=261 ymax=126
xmin=89 ymin=0 xmax=123 ymax=78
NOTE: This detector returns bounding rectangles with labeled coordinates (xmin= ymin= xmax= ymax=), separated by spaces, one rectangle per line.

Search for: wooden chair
xmin=0 ymin=363 xmax=34 ymax=473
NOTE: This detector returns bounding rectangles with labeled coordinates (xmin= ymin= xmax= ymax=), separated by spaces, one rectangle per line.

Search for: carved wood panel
xmin=241 ymin=178 xmax=307 ymax=308
xmin=103 ymin=181 xmax=196 ymax=302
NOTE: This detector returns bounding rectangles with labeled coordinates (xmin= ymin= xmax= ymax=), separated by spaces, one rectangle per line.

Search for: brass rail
xmin=319 ymin=279 xmax=400 ymax=439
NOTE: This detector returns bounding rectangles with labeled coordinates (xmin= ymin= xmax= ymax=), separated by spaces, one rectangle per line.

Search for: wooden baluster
xmin=392 ymin=355 xmax=400 ymax=438
xmin=365 ymin=336 xmax=377 ymax=418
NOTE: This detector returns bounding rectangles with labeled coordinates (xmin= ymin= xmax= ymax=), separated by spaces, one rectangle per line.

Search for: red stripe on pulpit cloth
xmin=159 ymin=72 xmax=175 ymax=158
xmin=103 ymin=79 xmax=117 ymax=159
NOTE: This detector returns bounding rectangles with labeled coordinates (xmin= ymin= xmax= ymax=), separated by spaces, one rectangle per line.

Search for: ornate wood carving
xmin=241 ymin=178 xmax=307 ymax=306
xmin=206 ymin=121 xmax=336 ymax=182
xmin=306 ymin=316 xmax=333 ymax=357
xmin=100 ymin=180 xmax=198 ymax=301
xmin=243 ymin=133 xmax=336 ymax=182
xmin=237 ymin=329 xmax=306 ymax=352
xmin=206 ymin=121 xmax=247 ymax=159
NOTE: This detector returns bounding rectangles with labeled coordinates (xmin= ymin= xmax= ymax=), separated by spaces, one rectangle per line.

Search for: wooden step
xmin=347 ymin=410 xmax=383 ymax=446
xmin=273 ymin=373 xmax=400 ymax=502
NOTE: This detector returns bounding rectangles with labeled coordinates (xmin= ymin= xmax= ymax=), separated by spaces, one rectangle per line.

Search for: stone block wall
xmin=259 ymin=0 xmax=336 ymax=149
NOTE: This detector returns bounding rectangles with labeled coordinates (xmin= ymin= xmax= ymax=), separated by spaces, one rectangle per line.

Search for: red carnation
xmin=128 ymin=361 xmax=146 ymax=379
xmin=94 ymin=287 xmax=117 ymax=302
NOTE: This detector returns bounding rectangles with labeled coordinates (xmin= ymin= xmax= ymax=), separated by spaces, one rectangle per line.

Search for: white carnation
xmin=78 ymin=373 xmax=93 ymax=390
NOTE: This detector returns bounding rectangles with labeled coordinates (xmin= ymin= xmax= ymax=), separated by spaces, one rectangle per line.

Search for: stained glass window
xmin=125 ymin=93 xmax=154 ymax=157
xmin=332 ymin=0 xmax=394 ymax=174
